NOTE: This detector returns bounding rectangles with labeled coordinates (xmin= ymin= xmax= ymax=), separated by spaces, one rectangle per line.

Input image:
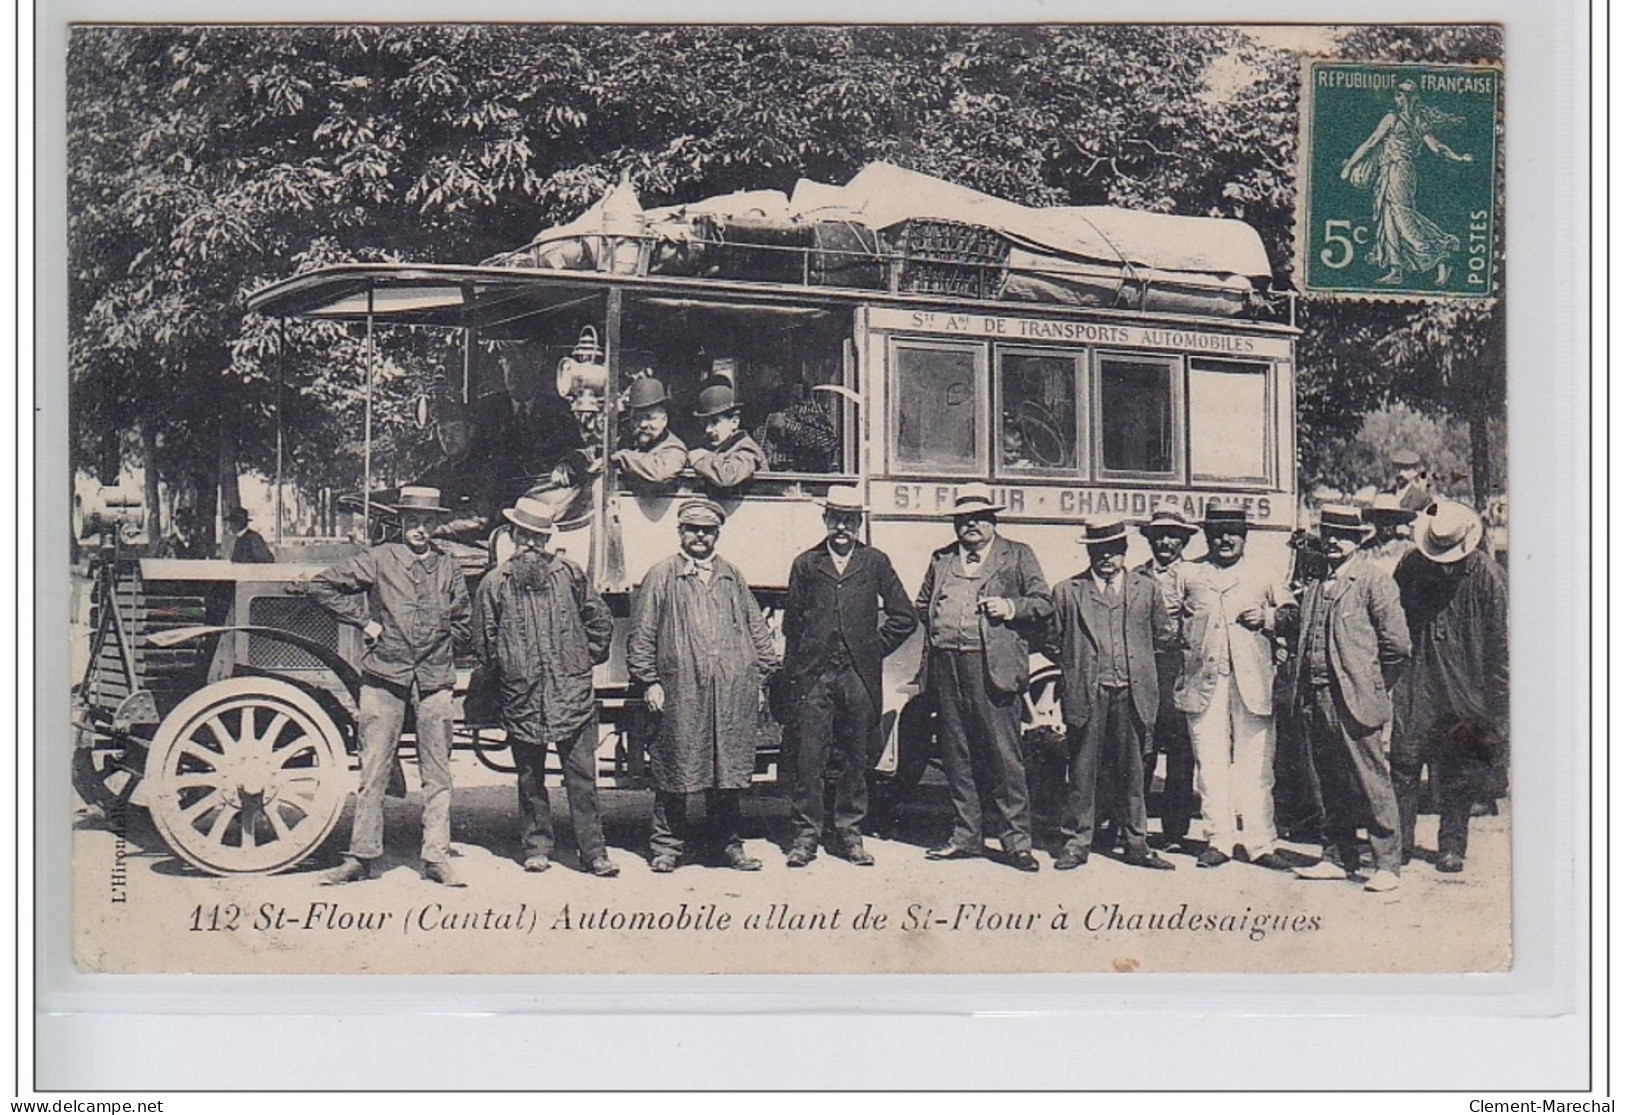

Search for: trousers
xmin=1186 ymin=673 xmax=1277 ymax=859
xmin=791 ymin=662 xmax=876 ymax=846
xmin=650 ymin=789 xmax=746 ymax=860
xmin=351 ymin=680 xmax=453 ymax=863
xmin=1061 ymin=686 xmax=1151 ymax=856
xmin=930 ymin=649 xmax=1032 ymax=854
xmin=1148 ymin=659 xmax=1196 ymax=841
xmin=512 ymin=717 xmax=606 ymax=863
xmin=1304 ymin=684 xmax=1403 ymax=873
xmin=1391 ymin=716 xmax=1506 ymax=858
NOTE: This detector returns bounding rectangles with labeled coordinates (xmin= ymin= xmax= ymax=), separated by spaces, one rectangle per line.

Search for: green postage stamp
xmin=1298 ymin=61 xmax=1500 ymax=300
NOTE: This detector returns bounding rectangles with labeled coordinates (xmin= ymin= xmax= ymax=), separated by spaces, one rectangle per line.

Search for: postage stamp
xmin=1298 ymin=60 xmax=1501 ymax=300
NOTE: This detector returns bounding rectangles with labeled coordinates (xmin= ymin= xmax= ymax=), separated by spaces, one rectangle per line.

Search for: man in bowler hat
xmin=686 ymin=379 xmax=767 ymax=494
xmin=610 ymin=376 xmax=688 ymax=495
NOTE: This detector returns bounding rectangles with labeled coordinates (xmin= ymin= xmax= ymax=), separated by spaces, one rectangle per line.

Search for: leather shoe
xmin=586 ymin=855 xmax=620 ymax=878
xmin=786 ymin=844 xmax=817 ymax=868
xmin=1008 ymin=850 xmax=1041 ymax=873
xmin=1195 ymin=847 xmax=1231 ymax=868
xmin=1251 ymin=852 xmax=1296 ymax=872
xmin=522 ymin=855 xmax=552 ymax=873
xmin=649 ymin=855 xmax=679 ymax=874
xmin=724 ymin=846 xmax=763 ymax=872
xmin=320 ymin=856 xmax=369 ymax=886
xmin=926 ymin=843 xmax=981 ymax=861
xmin=1053 ymin=848 xmax=1089 ymax=871
xmin=1436 ymin=852 xmax=1465 ymax=873
xmin=1124 ymin=850 xmax=1176 ymax=871
xmin=834 ymin=841 xmax=875 ymax=866
xmin=423 ymin=861 xmax=466 ymax=887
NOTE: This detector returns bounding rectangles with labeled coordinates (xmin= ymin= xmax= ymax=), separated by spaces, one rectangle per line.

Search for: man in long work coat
xmin=1134 ymin=509 xmax=1201 ymax=847
xmin=781 ymin=486 xmax=917 ymax=867
xmin=1045 ymin=518 xmax=1177 ymax=871
xmin=1390 ymin=500 xmax=1509 ymax=874
xmin=627 ymin=498 xmax=780 ymax=872
xmin=914 ymin=483 xmax=1053 ymax=872
xmin=473 ymin=496 xmax=618 ymax=877
xmin=1286 ymin=505 xmax=1413 ymax=893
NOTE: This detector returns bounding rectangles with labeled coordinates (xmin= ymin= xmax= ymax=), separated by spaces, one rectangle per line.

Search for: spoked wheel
xmin=145 ymin=677 xmax=350 ymax=875
xmin=71 ymin=727 xmax=145 ymax=818
xmin=1020 ymin=665 xmax=1070 ymax=829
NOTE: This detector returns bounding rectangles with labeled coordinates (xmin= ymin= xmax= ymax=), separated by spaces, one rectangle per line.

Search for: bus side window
xmin=1097 ymin=354 xmax=1178 ymax=478
xmin=1188 ymin=358 xmax=1272 ymax=484
xmin=998 ymin=351 xmax=1079 ymax=473
xmin=892 ymin=341 xmax=983 ymax=475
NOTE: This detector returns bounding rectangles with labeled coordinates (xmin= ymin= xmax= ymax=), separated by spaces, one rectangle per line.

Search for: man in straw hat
xmin=1390 ymin=500 xmax=1509 ymax=874
xmin=1385 ymin=448 xmax=1434 ymax=513
xmin=473 ymin=496 xmax=618 ymax=877
xmin=781 ymin=486 xmax=917 ymax=867
xmin=1044 ymin=517 xmax=1177 ymax=871
xmin=686 ymin=379 xmax=767 ymax=494
xmin=1169 ymin=502 xmax=1297 ymax=871
xmin=1363 ymin=491 xmax=1419 ymax=578
xmin=913 ymin=483 xmax=1053 ymax=872
xmin=310 ymin=487 xmax=473 ymax=886
xmin=1136 ymin=508 xmax=1201 ymax=849
xmin=627 ymin=498 xmax=780 ymax=872
xmin=1285 ymin=505 xmax=1413 ymax=893
xmin=609 ymin=376 xmax=687 ymax=495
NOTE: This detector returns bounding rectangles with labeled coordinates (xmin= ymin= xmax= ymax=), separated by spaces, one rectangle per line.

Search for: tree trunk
xmin=139 ymin=423 xmax=162 ymax=543
xmin=1468 ymin=408 xmax=1493 ymax=508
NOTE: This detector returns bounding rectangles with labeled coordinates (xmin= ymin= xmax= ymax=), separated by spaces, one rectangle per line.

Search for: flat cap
xmin=676 ymin=498 xmax=727 ymax=528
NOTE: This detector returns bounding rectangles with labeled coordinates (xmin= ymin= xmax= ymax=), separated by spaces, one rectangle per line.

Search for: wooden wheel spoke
xmin=205 ymin=804 xmax=237 ymax=842
xmin=264 ymin=804 xmax=295 ymax=841
xmin=202 ymin=715 xmax=240 ymax=753
xmin=175 ymin=742 xmax=223 ymax=770
xmin=180 ymin=789 xmax=226 ymax=821
xmin=256 ymin=711 xmax=291 ymax=752
xmin=170 ymin=772 xmax=224 ymax=790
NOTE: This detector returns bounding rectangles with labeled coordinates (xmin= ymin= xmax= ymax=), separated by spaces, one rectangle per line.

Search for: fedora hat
xmin=1201 ymin=503 xmax=1250 ymax=531
xmin=823 ymin=485 xmax=867 ymax=514
xmin=392 ymin=486 xmax=449 ymax=515
xmin=626 ymin=376 xmax=669 ymax=410
xmin=693 ymin=380 xmax=740 ymax=419
xmin=226 ymin=506 xmax=251 ymax=526
xmin=1415 ymin=500 xmax=1484 ymax=564
xmin=676 ymin=498 xmax=727 ymax=528
xmin=1364 ymin=491 xmax=1418 ymax=525
xmin=949 ymin=483 xmax=1001 ymax=518
xmin=502 ymin=495 xmax=556 ymax=535
xmin=1079 ymin=517 xmax=1130 ymax=546
xmin=1318 ymin=503 xmax=1375 ymax=538
xmin=1140 ymin=508 xmax=1198 ymax=537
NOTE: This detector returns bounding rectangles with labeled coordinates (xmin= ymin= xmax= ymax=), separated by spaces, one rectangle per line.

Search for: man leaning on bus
xmin=310 ymin=486 xmax=473 ymax=887
xmin=914 ymin=483 xmax=1053 ymax=873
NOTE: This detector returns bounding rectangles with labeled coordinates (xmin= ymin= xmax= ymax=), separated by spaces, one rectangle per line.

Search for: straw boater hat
xmin=1390 ymin=448 xmax=1423 ymax=470
xmin=626 ymin=376 xmax=670 ymax=410
xmin=949 ymin=482 xmax=1001 ymax=518
xmin=693 ymin=380 xmax=740 ymax=419
xmin=1364 ymin=491 xmax=1418 ymax=526
xmin=393 ymin=486 xmax=449 ymax=515
xmin=823 ymin=485 xmax=867 ymax=514
xmin=1140 ymin=508 xmax=1199 ymax=537
xmin=1201 ymin=503 xmax=1250 ymax=531
xmin=1415 ymin=500 xmax=1484 ymax=564
xmin=1318 ymin=503 xmax=1376 ymax=540
xmin=502 ymin=495 xmax=555 ymax=535
xmin=1079 ymin=517 xmax=1130 ymax=547
xmin=676 ymin=498 xmax=727 ymax=528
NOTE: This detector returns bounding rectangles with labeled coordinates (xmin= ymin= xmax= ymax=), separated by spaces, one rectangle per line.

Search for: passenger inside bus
xmin=998 ymin=353 xmax=1077 ymax=472
xmin=686 ymin=379 xmax=767 ymax=493
xmin=611 ymin=375 xmax=688 ymax=495
xmin=750 ymin=363 xmax=839 ymax=473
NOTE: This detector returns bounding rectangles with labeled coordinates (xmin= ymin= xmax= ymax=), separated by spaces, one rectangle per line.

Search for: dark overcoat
xmin=1044 ymin=568 xmax=1173 ymax=731
xmin=913 ymin=534 xmax=1053 ymax=696
xmin=1284 ymin=554 xmax=1413 ymax=731
xmin=783 ymin=541 xmax=917 ymax=711
xmin=626 ymin=552 xmax=780 ymax=793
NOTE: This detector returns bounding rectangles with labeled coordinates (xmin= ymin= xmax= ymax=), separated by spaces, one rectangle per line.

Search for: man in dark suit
xmin=1287 ymin=505 xmax=1413 ymax=893
xmin=225 ymin=507 xmax=274 ymax=563
xmin=474 ymin=353 xmax=576 ymax=511
xmin=1045 ymin=518 xmax=1177 ymax=871
xmin=914 ymin=483 xmax=1053 ymax=872
xmin=782 ymin=486 xmax=917 ymax=867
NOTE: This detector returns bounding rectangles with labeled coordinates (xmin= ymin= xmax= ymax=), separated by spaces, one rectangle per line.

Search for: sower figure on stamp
xmin=1390 ymin=500 xmax=1509 ymax=874
xmin=1172 ymin=504 xmax=1297 ymax=872
xmin=473 ymin=496 xmax=618 ymax=878
xmin=310 ymin=487 xmax=472 ymax=887
xmin=781 ymin=486 xmax=917 ymax=868
xmin=1045 ymin=517 xmax=1177 ymax=872
xmin=914 ymin=483 xmax=1053 ymax=873
xmin=627 ymin=498 xmax=780 ymax=873
xmin=1286 ymin=506 xmax=1412 ymax=894
xmin=1134 ymin=509 xmax=1200 ymax=850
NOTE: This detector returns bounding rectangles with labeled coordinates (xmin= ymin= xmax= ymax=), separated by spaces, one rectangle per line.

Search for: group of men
xmin=305 ymin=444 xmax=1506 ymax=894
xmin=156 ymin=505 xmax=274 ymax=562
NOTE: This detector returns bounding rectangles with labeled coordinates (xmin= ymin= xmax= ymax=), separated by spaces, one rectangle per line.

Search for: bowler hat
xmin=677 ymin=499 xmax=727 ymax=528
xmin=1201 ymin=503 xmax=1250 ymax=531
xmin=502 ymin=496 xmax=556 ymax=535
xmin=226 ymin=506 xmax=251 ymax=526
xmin=626 ymin=377 xmax=670 ymax=410
xmin=949 ymin=483 xmax=1001 ymax=518
xmin=1079 ymin=517 xmax=1130 ymax=546
xmin=392 ymin=486 xmax=450 ymax=515
xmin=1415 ymin=500 xmax=1484 ymax=564
xmin=693 ymin=380 xmax=740 ymax=419
xmin=1318 ymin=504 xmax=1375 ymax=538
xmin=1140 ymin=508 xmax=1198 ymax=537
xmin=823 ymin=486 xmax=867 ymax=514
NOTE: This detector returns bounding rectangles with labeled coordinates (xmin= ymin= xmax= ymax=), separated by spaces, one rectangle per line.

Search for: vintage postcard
xmin=67 ymin=22 xmax=1510 ymax=975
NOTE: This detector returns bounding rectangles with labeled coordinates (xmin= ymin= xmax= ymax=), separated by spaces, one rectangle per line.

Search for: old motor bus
xmin=75 ymin=163 xmax=1299 ymax=874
